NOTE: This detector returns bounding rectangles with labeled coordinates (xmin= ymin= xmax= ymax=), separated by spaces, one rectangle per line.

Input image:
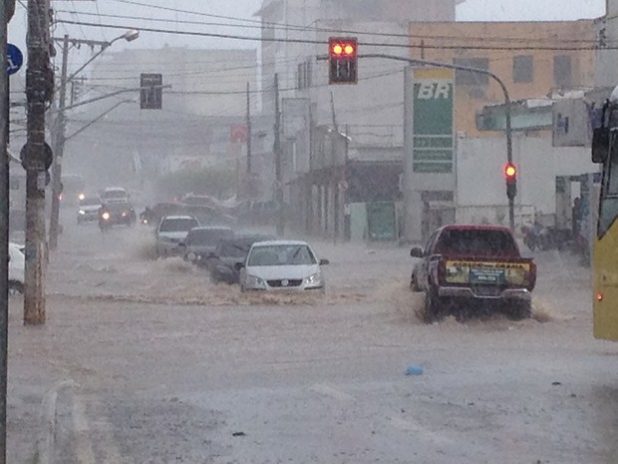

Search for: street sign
xmin=412 ymin=68 xmax=454 ymax=173
xmin=140 ymin=73 xmax=163 ymax=110
xmin=20 ymin=142 xmax=53 ymax=171
xmin=7 ymin=43 xmax=23 ymax=76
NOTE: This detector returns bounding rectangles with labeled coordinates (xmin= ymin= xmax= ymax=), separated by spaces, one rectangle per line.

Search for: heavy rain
xmin=1 ymin=0 xmax=617 ymax=463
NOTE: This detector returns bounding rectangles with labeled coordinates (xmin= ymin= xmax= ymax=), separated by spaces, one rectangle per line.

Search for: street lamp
xmin=67 ymin=30 xmax=140 ymax=84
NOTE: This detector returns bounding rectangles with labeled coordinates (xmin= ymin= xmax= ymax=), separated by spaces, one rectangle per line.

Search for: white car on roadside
xmin=239 ymin=240 xmax=328 ymax=292
xmin=9 ymin=243 xmax=25 ymax=294
xmin=156 ymin=215 xmax=200 ymax=258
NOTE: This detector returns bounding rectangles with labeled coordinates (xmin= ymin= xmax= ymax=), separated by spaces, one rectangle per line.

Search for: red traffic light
xmin=504 ymin=163 xmax=517 ymax=180
xmin=329 ymin=37 xmax=358 ymax=84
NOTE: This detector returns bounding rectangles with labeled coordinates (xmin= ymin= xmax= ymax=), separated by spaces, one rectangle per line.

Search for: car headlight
xmin=304 ymin=272 xmax=322 ymax=286
xmin=121 ymin=211 xmax=127 ymax=217
xmin=78 ymin=193 xmax=85 ymax=201
xmin=101 ymin=212 xmax=110 ymax=221
xmin=78 ymin=210 xmax=86 ymax=215
xmin=247 ymin=275 xmax=266 ymax=289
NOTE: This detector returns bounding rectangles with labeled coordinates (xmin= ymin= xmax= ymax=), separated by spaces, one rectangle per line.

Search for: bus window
xmin=598 ymin=131 xmax=618 ymax=236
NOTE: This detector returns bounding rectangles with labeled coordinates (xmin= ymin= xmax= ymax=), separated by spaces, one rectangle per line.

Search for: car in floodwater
xmin=77 ymin=196 xmax=102 ymax=224
xmin=206 ymin=234 xmax=275 ymax=284
xmin=156 ymin=215 xmax=200 ymax=258
xmin=239 ymin=240 xmax=329 ymax=292
xmin=98 ymin=201 xmax=137 ymax=231
xmin=181 ymin=226 xmax=234 ymax=265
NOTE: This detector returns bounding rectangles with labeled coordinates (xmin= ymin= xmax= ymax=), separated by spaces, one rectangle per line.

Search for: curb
xmin=35 ymin=380 xmax=76 ymax=464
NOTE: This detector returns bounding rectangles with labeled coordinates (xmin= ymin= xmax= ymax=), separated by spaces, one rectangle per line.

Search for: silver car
xmin=156 ymin=215 xmax=199 ymax=258
xmin=239 ymin=240 xmax=329 ymax=292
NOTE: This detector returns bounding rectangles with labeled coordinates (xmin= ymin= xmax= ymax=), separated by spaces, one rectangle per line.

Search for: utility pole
xmin=48 ymin=34 xmax=69 ymax=251
xmin=23 ymin=0 xmax=53 ymax=325
xmin=274 ymin=74 xmax=284 ymax=237
xmin=0 ymin=2 xmax=11 ymax=461
xmin=246 ymin=82 xmax=252 ymax=175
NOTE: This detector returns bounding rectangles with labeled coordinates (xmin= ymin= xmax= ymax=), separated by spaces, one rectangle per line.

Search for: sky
xmin=6 ymin=0 xmax=607 ymax=73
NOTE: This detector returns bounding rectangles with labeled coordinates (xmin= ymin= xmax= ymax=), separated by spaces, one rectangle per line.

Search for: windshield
xmin=102 ymin=190 xmax=127 ymax=199
xmin=435 ymin=230 xmax=519 ymax=257
xmin=248 ymin=245 xmax=316 ymax=266
xmin=80 ymin=197 xmax=100 ymax=207
xmin=186 ymin=228 xmax=232 ymax=245
xmin=159 ymin=218 xmax=198 ymax=233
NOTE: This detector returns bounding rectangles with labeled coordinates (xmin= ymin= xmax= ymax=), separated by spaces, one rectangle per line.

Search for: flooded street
xmin=4 ymin=216 xmax=617 ymax=463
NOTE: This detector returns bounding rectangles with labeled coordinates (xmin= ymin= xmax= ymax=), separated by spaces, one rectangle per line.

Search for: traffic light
xmin=329 ymin=37 xmax=358 ymax=84
xmin=504 ymin=162 xmax=517 ymax=200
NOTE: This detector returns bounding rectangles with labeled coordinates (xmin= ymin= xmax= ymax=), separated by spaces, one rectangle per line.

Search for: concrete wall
xmin=457 ymin=134 xmax=597 ymax=220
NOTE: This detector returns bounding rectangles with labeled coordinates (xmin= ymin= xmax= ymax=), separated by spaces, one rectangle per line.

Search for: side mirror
xmin=234 ymin=262 xmax=245 ymax=272
xmin=592 ymin=127 xmax=610 ymax=164
xmin=178 ymin=242 xmax=186 ymax=249
xmin=319 ymin=259 xmax=330 ymax=266
xmin=410 ymin=246 xmax=424 ymax=258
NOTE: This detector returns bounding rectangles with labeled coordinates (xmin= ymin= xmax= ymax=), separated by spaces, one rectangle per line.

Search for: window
xmin=554 ymin=55 xmax=573 ymax=87
xmin=513 ymin=55 xmax=534 ymax=83
xmin=453 ymin=58 xmax=489 ymax=85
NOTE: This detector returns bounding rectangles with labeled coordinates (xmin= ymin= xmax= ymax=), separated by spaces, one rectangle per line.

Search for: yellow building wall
xmin=409 ymin=21 xmax=596 ymax=138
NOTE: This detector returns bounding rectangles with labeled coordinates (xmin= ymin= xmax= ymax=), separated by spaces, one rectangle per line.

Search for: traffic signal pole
xmin=355 ymin=53 xmax=515 ymax=231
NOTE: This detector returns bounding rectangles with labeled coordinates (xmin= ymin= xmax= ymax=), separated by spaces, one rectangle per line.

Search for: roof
xmin=251 ymin=240 xmax=310 ymax=247
xmin=189 ymin=226 xmax=232 ymax=231
xmin=161 ymin=215 xmax=197 ymax=221
xmin=439 ymin=224 xmax=512 ymax=233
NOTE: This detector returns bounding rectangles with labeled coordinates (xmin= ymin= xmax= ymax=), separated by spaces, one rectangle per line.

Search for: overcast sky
xmin=6 ymin=0 xmax=607 ymax=71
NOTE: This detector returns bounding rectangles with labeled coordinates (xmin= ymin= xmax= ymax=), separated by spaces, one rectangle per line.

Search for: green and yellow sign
xmin=412 ymin=68 xmax=454 ymax=173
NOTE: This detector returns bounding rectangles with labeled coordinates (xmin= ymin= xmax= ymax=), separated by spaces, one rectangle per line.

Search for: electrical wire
xmin=54 ymin=19 xmax=610 ymax=51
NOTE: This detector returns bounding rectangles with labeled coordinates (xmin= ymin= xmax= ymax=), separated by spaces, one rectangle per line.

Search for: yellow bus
xmin=592 ymin=93 xmax=618 ymax=341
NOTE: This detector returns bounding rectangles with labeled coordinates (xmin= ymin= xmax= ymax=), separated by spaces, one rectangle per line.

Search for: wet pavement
xmin=6 ymin=215 xmax=618 ymax=463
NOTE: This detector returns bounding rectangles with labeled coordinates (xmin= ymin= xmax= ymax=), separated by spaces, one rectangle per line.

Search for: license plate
xmin=470 ymin=268 xmax=505 ymax=285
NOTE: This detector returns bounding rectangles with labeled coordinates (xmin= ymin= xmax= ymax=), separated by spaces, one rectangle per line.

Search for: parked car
xmin=9 ymin=242 xmax=25 ymax=294
xmin=206 ymin=234 xmax=274 ymax=284
xmin=181 ymin=226 xmax=234 ymax=265
xmin=410 ymin=224 xmax=537 ymax=322
xmin=239 ymin=240 xmax=329 ymax=292
xmin=156 ymin=215 xmax=199 ymax=258
xmin=98 ymin=201 xmax=137 ymax=231
xmin=77 ymin=196 xmax=101 ymax=224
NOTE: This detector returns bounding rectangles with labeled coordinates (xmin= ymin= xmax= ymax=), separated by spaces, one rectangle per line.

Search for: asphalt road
xmin=7 ymin=215 xmax=618 ymax=464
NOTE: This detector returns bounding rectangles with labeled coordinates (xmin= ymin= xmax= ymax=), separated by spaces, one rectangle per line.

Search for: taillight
xmin=437 ymin=260 xmax=446 ymax=285
xmin=526 ymin=263 xmax=537 ymax=291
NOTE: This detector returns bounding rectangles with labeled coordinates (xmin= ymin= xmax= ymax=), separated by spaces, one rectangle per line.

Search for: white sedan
xmin=239 ymin=240 xmax=328 ymax=292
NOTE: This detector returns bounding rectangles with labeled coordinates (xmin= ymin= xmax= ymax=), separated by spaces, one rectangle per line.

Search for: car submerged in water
xmin=239 ymin=240 xmax=329 ymax=292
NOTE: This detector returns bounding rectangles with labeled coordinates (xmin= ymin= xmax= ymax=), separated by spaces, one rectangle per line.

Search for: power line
xmin=54 ymin=19 xmax=610 ymax=51
xmin=99 ymin=0 xmax=599 ymax=45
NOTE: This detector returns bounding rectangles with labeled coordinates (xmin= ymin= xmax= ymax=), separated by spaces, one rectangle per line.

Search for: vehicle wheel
xmin=423 ymin=288 xmax=445 ymax=323
xmin=507 ymin=301 xmax=532 ymax=321
xmin=8 ymin=281 xmax=24 ymax=295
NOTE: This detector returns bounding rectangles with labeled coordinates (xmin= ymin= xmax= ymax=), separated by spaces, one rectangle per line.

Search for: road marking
xmin=310 ymin=383 xmax=355 ymax=402
xmin=72 ymin=396 xmax=96 ymax=464
xmin=73 ymin=395 xmax=133 ymax=464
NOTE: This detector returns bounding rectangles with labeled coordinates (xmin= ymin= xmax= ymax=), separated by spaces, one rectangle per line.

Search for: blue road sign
xmin=7 ymin=43 xmax=23 ymax=76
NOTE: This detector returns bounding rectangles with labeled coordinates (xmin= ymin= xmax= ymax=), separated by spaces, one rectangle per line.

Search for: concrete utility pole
xmin=48 ymin=34 xmax=69 ymax=251
xmin=23 ymin=0 xmax=53 ymax=325
xmin=246 ymin=82 xmax=252 ymax=175
xmin=0 ymin=2 xmax=12 ymax=461
xmin=274 ymin=74 xmax=284 ymax=237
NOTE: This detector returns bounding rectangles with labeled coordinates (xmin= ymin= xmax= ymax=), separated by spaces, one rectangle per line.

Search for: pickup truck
xmin=410 ymin=224 xmax=536 ymax=322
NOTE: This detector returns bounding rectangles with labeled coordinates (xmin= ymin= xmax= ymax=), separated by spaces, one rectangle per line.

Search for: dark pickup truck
xmin=410 ymin=224 xmax=536 ymax=322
